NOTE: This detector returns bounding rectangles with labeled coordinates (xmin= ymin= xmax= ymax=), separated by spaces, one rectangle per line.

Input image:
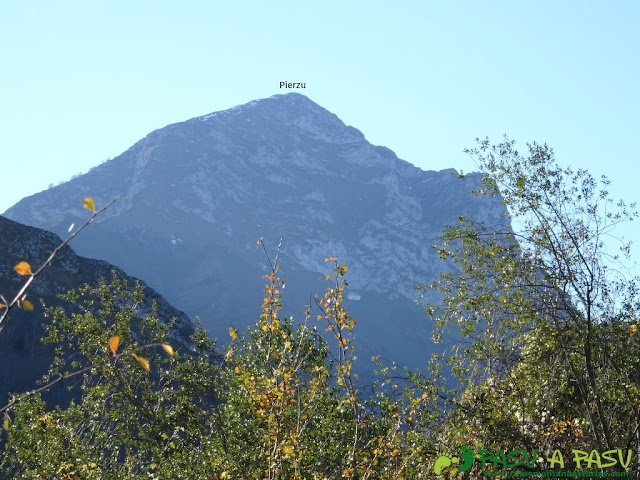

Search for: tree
xmin=1 ymin=275 xmax=216 ymax=479
xmin=1 ymin=238 xmax=437 ymax=479
xmin=420 ymin=137 xmax=640 ymax=475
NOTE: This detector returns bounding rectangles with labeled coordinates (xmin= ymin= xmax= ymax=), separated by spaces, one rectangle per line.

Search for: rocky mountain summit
xmin=4 ymin=93 xmax=506 ymax=371
xmin=0 ymin=215 xmax=196 ymax=405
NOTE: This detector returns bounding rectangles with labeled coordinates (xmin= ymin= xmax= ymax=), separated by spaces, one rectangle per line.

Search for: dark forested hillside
xmin=0 ymin=215 xmax=196 ymax=405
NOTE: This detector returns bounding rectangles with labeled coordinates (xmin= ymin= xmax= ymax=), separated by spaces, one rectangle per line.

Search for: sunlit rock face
xmin=4 ymin=93 xmax=506 ymax=373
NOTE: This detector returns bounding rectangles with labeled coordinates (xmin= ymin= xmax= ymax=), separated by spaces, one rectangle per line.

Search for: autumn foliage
xmin=0 ymin=199 xmax=436 ymax=479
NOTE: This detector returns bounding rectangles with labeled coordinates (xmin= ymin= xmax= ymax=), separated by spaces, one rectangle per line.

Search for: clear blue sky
xmin=1 ymin=1 xmax=639 ymax=263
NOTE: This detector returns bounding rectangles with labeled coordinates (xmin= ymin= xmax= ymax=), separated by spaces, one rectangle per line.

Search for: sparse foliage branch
xmin=419 ymin=136 xmax=640 ymax=475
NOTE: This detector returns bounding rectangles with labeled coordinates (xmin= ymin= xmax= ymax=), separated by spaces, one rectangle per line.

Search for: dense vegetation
xmin=419 ymin=138 xmax=640 ymax=478
xmin=1 ymin=138 xmax=638 ymax=479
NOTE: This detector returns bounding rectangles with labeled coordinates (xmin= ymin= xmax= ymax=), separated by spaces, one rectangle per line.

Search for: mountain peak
xmin=200 ymin=92 xmax=324 ymax=119
xmin=197 ymin=93 xmax=365 ymax=145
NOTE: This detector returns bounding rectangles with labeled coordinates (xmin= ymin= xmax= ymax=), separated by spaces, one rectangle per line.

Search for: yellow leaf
xmin=631 ymin=325 xmax=638 ymax=335
xmin=162 ymin=343 xmax=174 ymax=356
xmin=3 ymin=413 xmax=9 ymax=430
xmin=108 ymin=335 xmax=120 ymax=355
xmin=0 ymin=303 xmax=6 ymax=309
xmin=229 ymin=327 xmax=238 ymax=341
xmin=14 ymin=261 xmax=33 ymax=276
xmin=83 ymin=197 xmax=96 ymax=211
xmin=282 ymin=444 xmax=294 ymax=457
xmin=131 ymin=353 xmax=150 ymax=372
xmin=256 ymin=238 xmax=263 ymax=245
xmin=20 ymin=299 xmax=34 ymax=311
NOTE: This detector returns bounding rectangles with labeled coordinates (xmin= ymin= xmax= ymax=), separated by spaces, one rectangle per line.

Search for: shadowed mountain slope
xmin=0 ymin=215 xmax=196 ymax=405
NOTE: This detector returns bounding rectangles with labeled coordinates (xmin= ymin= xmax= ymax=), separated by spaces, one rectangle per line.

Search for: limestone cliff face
xmin=4 ymin=93 xmax=507 ymax=371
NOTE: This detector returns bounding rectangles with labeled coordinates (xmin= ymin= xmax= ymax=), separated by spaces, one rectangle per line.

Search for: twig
xmin=0 ymin=195 xmax=122 ymax=330
xmin=0 ymin=341 xmax=169 ymax=415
